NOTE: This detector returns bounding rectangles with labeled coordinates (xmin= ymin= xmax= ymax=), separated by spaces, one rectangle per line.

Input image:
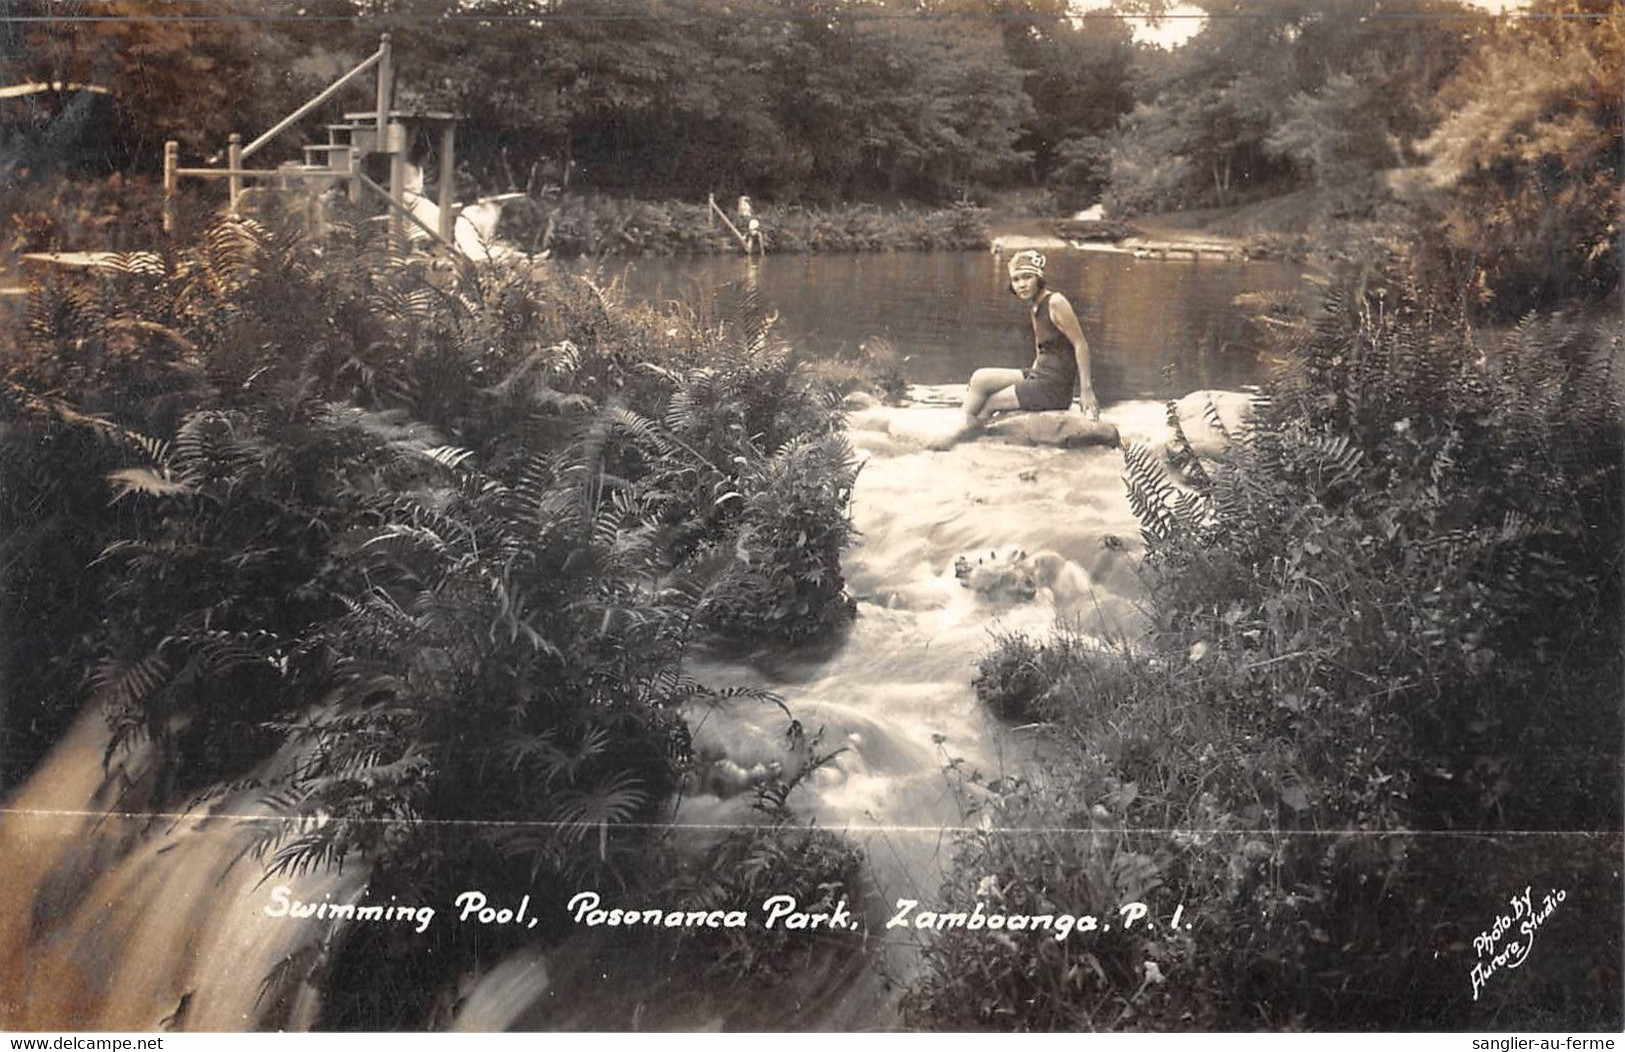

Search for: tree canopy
xmin=3 ymin=0 xmax=1139 ymax=202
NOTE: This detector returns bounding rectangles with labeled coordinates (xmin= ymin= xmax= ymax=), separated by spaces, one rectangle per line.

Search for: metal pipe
xmin=708 ymin=196 xmax=748 ymax=250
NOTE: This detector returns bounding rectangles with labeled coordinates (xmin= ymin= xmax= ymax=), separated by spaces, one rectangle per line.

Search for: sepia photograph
xmin=0 ymin=0 xmax=1620 ymax=1034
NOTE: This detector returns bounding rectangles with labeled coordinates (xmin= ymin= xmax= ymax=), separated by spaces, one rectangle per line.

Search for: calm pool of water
xmin=607 ymin=250 xmax=1307 ymax=401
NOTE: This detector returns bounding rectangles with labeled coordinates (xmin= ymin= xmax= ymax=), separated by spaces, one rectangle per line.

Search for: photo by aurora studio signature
xmin=1470 ymin=883 xmax=1566 ymax=1001
xmin=263 ymin=885 xmax=1193 ymax=943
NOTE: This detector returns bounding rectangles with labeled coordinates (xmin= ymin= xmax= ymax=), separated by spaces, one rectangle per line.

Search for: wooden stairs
xmin=161 ymin=35 xmax=466 ymax=251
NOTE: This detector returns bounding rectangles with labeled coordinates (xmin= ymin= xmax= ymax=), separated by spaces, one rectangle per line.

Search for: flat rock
xmin=983 ymin=411 xmax=1120 ymax=449
xmin=848 ymin=403 xmax=1119 ymax=450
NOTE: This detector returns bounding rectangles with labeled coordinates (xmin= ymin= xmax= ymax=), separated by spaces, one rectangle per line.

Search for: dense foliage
xmin=0 ymin=209 xmax=864 ymax=1020
xmin=1402 ymin=0 xmax=1622 ymax=314
xmin=3 ymin=0 xmax=1135 ymax=205
xmin=1103 ymin=0 xmax=1620 ymax=317
xmin=1104 ymin=0 xmax=1480 ymax=216
xmin=5 ymin=0 xmax=1620 ymax=1032
xmin=905 ymin=270 xmax=1623 ymax=1029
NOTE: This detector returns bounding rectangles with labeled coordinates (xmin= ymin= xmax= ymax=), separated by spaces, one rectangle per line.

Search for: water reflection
xmin=611 ymin=250 xmax=1306 ymax=401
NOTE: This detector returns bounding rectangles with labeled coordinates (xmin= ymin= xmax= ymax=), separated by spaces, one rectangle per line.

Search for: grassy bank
xmin=903 ymin=274 xmax=1624 ymax=1030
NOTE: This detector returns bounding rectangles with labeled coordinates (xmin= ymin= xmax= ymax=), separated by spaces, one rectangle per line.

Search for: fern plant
xmin=4 ymin=206 xmax=866 ymax=1025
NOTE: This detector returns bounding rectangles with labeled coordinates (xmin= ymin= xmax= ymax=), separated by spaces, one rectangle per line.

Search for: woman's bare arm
xmin=1046 ymin=293 xmax=1099 ymax=417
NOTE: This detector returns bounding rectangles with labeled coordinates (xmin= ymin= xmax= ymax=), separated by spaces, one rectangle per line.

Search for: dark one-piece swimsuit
xmin=1013 ymin=290 xmax=1077 ymax=411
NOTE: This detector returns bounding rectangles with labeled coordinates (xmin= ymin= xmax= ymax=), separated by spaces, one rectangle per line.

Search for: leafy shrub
xmin=663 ymin=739 xmax=865 ymax=981
xmin=975 ymin=622 xmax=1154 ymax=728
xmin=2 ymin=173 xmax=207 ymax=267
xmin=973 ymin=632 xmax=1052 ymax=722
xmin=901 ymin=759 xmax=1193 ymax=1031
xmin=799 ymin=337 xmax=909 ymax=405
xmin=1404 ymin=0 xmax=1621 ymax=317
xmin=699 ymin=433 xmax=860 ymax=646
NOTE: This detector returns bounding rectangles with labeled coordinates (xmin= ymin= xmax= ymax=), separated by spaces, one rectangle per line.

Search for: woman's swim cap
xmin=1007 ymin=250 xmax=1046 ymax=281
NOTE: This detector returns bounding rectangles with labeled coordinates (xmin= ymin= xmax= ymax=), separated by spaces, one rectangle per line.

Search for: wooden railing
xmin=707 ymin=193 xmax=749 ymax=251
xmin=239 ymin=43 xmax=387 ymax=162
xmin=353 ymin=172 xmax=455 ymax=251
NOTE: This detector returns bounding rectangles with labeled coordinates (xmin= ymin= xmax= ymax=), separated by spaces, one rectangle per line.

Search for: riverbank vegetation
xmin=1104 ymin=0 xmax=1619 ymax=317
xmin=907 ymin=275 xmax=1622 ymax=1030
xmin=510 ymin=196 xmax=991 ymax=257
xmin=3 ymin=181 xmax=988 ymax=277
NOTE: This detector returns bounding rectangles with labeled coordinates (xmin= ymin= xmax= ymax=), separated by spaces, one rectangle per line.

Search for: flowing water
xmin=0 ymin=249 xmax=1304 ymax=1031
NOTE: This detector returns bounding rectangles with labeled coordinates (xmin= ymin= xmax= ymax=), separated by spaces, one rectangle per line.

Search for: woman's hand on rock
xmin=1078 ymin=390 xmax=1101 ymax=420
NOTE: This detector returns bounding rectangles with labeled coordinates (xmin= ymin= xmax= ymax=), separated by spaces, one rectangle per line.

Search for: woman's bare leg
xmin=975 ymin=384 xmax=1021 ymax=421
xmin=930 ymin=368 xmax=1024 ymax=449
xmin=961 ymin=368 xmax=1026 ymax=426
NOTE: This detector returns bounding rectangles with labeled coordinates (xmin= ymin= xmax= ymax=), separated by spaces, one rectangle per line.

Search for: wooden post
xmin=437 ymin=123 xmax=456 ymax=245
xmin=387 ymin=122 xmax=406 ymax=243
xmin=708 ymin=192 xmax=716 ymax=229
xmin=162 ymin=140 xmax=178 ymax=234
xmin=375 ymin=32 xmax=393 ymax=146
xmin=377 ymin=33 xmax=398 ymax=241
xmin=228 ymin=133 xmax=243 ymax=214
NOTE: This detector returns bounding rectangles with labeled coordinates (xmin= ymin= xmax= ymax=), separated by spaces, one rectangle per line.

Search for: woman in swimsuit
xmin=933 ymin=250 xmax=1099 ymax=449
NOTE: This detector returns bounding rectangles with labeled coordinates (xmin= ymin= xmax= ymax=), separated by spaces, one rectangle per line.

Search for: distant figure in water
xmin=745 ymin=217 xmax=765 ymax=257
xmin=930 ymin=249 xmax=1099 ymax=449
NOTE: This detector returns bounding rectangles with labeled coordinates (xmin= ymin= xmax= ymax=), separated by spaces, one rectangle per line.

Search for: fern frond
xmin=90 ymin=652 xmax=171 ymax=715
xmin=420 ymin=445 xmax=477 ymax=473
xmin=107 ymin=467 xmax=193 ymax=502
xmin=549 ymin=770 xmax=648 ymax=846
